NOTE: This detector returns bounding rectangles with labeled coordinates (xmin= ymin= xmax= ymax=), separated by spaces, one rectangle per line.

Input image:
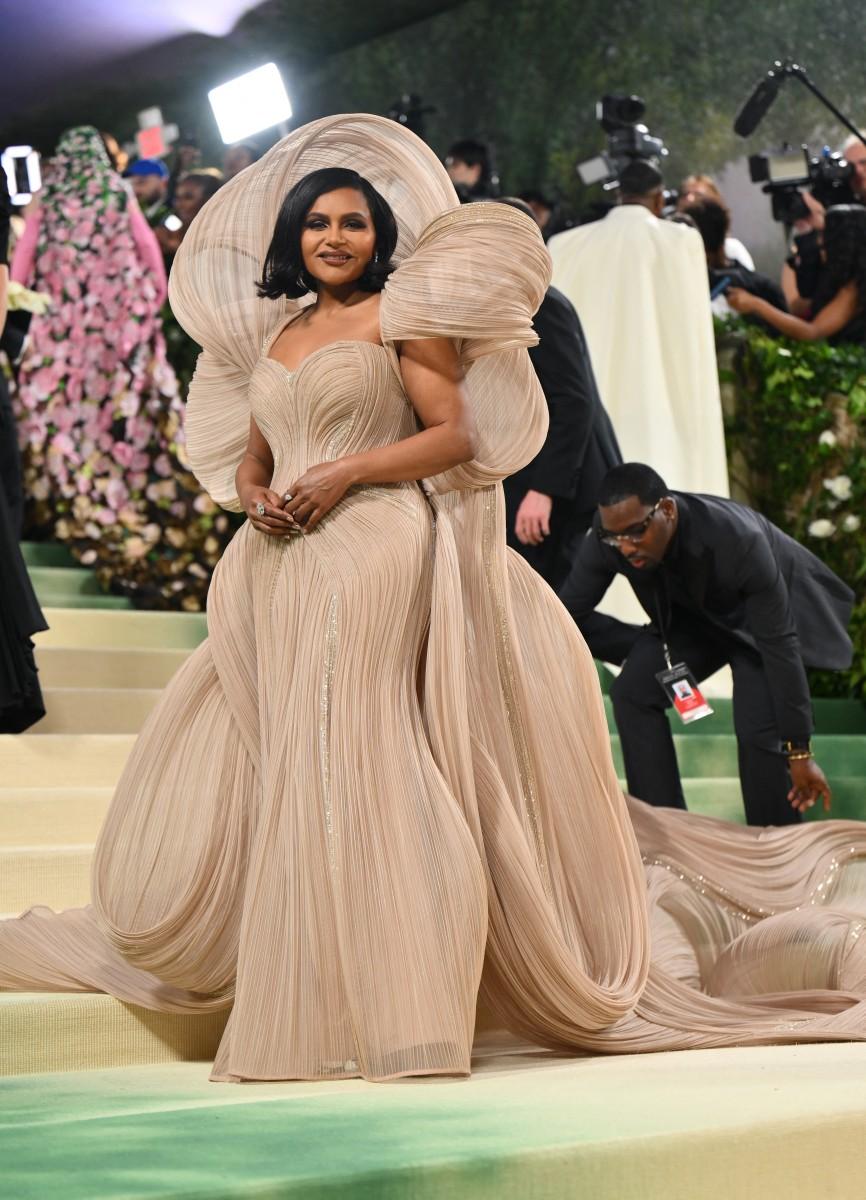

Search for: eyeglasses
xmin=597 ymin=498 xmax=664 ymax=547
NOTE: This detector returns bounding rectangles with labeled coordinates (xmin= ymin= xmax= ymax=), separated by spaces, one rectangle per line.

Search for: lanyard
xmin=653 ymin=574 xmax=673 ymax=670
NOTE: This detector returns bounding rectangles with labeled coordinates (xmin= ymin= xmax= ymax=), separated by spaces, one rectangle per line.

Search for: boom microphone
xmin=734 ymin=65 xmax=785 ymax=137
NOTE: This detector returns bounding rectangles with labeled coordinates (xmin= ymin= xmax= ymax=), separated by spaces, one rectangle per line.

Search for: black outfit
xmin=812 ymin=276 xmax=866 ymax=345
xmin=788 ymin=230 xmax=866 ymax=345
xmin=504 ymin=287 xmax=621 ymax=590
xmin=559 ymin=493 xmax=854 ymax=826
xmin=0 ymin=167 xmax=47 ymax=732
xmin=711 ymin=264 xmax=789 ymax=336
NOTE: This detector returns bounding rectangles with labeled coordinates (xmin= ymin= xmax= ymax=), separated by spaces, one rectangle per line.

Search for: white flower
xmin=777 ymin=347 xmax=793 ymax=357
xmin=842 ymin=515 xmax=861 ymax=533
xmin=808 ymin=519 xmax=836 ymax=539
xmin=823 ymin=475 xmax=853 ymax=501
xmin=818 ymin=430 xmax=838 ymax=447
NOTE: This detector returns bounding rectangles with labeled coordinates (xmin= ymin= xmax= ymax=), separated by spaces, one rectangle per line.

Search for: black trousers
xmin=609 ymin=622 xmax=801 ymax=827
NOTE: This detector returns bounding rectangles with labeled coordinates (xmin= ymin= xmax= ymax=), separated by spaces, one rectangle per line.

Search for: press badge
xmin=655 ymin=662 xmax=713 ymax=724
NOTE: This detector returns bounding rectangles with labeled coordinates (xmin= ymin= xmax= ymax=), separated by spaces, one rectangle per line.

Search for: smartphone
xmin=1 ymin=146 xmax=42 ymax=204
xmin=710 ymin=273 xmax=732 ymax=300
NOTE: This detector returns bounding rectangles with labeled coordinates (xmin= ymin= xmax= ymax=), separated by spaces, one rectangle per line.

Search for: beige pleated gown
xmin=3 ymin=116 xmax=866 ymax=1082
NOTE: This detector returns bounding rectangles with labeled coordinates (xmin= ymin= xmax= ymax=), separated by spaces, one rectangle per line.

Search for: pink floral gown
xmin=11 ymin=126 xmax=233 ymax=610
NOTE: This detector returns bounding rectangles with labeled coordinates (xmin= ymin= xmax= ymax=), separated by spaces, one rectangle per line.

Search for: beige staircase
xmin=0 ymin=596 xmax=230 ymax=1075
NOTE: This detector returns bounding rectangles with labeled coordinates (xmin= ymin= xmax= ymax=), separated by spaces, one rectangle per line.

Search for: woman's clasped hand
xmin=241 ymin=486 xmax=298 ymax=536
xmin=242 ymin=457 xmax=356 ymax=536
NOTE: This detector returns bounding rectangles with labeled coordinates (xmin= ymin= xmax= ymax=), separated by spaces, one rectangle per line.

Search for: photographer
xmin=728 ymin=204 xmax=866 ymax=343
xmin=683 ymin=197 xmax=788 ymax=331
xmin=444 ymin=139 xmax=499 ymax=202
xmin=154 ymin=170 xmax=222 ymax=267
xmin=842 ymin=134 xmax=866 ymax=203
xmin=678 ymin=174 xmax=755 ymax=269
xmin=124 ymin=159 xmax=170 ymax=229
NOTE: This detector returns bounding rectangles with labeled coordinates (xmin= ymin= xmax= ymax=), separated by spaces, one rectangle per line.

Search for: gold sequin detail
xmin=642 ymin=846 xmax=866 ymax=921
xmin=642 ymin=856 xmax=762 ymax=923
xmin=319 ymin=593 xmax=339 ymax=869
xmin=481 ymin=488 xmax=552 ymax=898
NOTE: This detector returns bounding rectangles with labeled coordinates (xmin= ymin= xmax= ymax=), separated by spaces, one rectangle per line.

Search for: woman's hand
xmin=725 ymin=286 xmax=758 ymax=315
xmin=284 ymin=460 xmax=355 ymax=531
xmin=240 ymin=485 xmax=298 ymax=537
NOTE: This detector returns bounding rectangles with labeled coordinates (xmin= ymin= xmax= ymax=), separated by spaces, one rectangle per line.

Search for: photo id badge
xmin=655 ymin=662 xmax=714 ymax=724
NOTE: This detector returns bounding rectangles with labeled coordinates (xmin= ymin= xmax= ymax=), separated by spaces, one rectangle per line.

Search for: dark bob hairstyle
xmin=256 ymin=167 xmax=398 ymax=300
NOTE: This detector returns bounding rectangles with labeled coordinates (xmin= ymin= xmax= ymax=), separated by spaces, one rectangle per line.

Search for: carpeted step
xmin=35 ymin=645 xmax=190 ymax=689
xmin=28 ymin=566 xmax=134 ymax=612
xmin=26 ymin=688 xmax=161 ymax=734
xmin=601 ymin=696 xmax=866 ymax=736
xmin=1 ymin=844 xmax=93 ymax=912
xmin=0 ymin=734 xmax=135 ymax=788
xmin=679 ymin=776 xmax=866 ymax=823
xmin=19 ymin=541 xmax=77 ymax=569
xmin=34 ymin=593 xmax=133 ymax=610
xmin=4 ymin=779 xmax=864 ymax=914
xmin=0 ymin=788 xmax=114 ymax=845
xmin=608 ymin=733 xmax=866 ymax=778
xmin=35 ymin=608 xmax=208 ymax=650
xmin=28 ymin=565 xmax=114 ymax=596
xmin=0 ymin=994 xmax=228 ymax=1075
xmin=4 ymin=1043 xmax=866 ymax=1197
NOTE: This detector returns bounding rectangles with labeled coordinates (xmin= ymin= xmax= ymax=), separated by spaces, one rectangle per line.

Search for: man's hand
xmin=515 ymin=490 xmax=553 ymax=546
xmin=788 ymin=757 xmax=832 ymax=814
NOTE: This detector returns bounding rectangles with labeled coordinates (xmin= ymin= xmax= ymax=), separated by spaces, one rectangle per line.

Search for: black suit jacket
xmin=504 ymin=286 xmax=621 ymax=511
xmin=560 ymin=493 xmax=854 ymax=741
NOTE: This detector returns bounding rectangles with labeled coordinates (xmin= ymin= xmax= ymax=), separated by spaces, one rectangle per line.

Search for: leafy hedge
xmin=717 ymin=321 xmax=866 ymax=700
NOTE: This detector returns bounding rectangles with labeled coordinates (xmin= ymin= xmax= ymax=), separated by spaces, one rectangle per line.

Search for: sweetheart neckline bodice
xmin=262 ymin=339 xmax=391 ymax=380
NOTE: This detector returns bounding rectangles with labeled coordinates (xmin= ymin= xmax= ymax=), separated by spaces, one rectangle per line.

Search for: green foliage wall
xmin=302 ymin=0 xmax=866 ymax=208
xmin=719 ymin=323 xmax=866 ymax=700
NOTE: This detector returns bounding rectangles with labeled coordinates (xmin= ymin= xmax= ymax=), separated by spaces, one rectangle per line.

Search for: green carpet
xmin=3 ymin=1042 xmax=866 ymax=1199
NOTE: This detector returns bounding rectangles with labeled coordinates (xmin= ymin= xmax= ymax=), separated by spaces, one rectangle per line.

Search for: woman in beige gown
xmin=2 ymin=115 xmax=866 ymax=1082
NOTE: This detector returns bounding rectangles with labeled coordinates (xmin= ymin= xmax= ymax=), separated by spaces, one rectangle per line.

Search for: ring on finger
xmin=256 ymin=502 xmax=266 ymax=516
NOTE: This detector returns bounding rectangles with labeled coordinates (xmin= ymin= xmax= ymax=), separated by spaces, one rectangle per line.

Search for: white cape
xmin=549 ymin=206 xmax=729 ymax=497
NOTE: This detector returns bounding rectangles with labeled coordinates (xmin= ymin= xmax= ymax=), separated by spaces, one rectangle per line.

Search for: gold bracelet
xmin=787 ymin=751 xmax=814 ymax=762
xmin=782 ymin=739 xmax=812 ymax=757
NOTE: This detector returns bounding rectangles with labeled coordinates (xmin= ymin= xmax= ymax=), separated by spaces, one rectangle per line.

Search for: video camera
xmin=748 ymin=145 xmax=856 ymax=225
xmin=577 ymin=95 xmax=669 ymax=190
xmin=734 ymin=59 xmax=865 ymax=225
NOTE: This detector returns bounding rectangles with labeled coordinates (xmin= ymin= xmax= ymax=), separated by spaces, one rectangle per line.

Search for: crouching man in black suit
xmin=559 ymin=463 xmax=854 ymax=825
